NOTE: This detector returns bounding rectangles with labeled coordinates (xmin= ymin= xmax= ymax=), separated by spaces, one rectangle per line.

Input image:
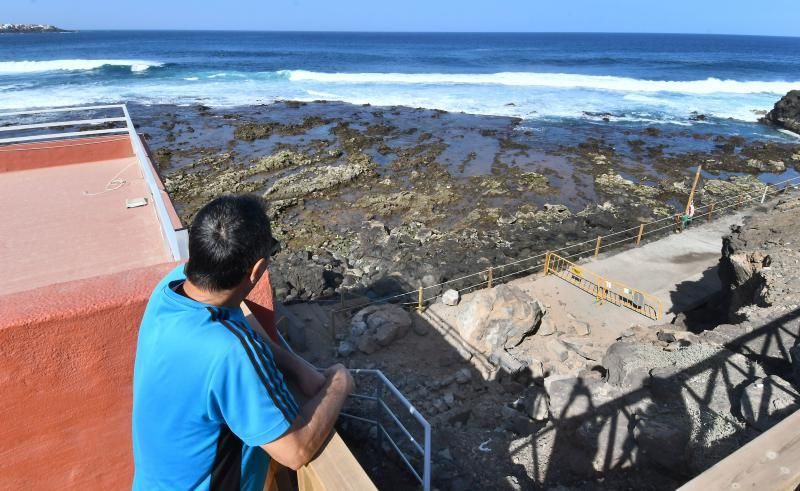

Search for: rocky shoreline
xmin=0 ymin=23 xmax=71 ymax=33
xmin=129 ymin=98 xmax=800 ymax=305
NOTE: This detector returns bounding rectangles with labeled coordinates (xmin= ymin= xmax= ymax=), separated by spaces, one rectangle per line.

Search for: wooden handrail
xmin=297 ymin=432 xmax=377 ymax=491
xmin=679 ymin=409 xmax=800 ymax=490
xmin=242 ymin=303 xmax=376 ymax=491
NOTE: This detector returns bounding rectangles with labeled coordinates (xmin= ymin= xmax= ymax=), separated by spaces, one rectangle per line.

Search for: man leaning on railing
xmin=132 ymin=194 xmax=354 ymax=490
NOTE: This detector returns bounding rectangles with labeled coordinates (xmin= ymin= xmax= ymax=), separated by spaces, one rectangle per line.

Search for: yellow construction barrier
xmin=544 ymin=251 xmax=663 ymax=321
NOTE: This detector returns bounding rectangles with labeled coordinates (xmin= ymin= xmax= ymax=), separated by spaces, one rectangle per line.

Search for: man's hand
xmin=262 ymin=364 xmax=356 ymax=470
xmin=324 ymin=364 xmax=355 ymax=396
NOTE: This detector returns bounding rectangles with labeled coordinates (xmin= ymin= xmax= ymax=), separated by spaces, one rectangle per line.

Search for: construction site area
xmin=278 ymin=176 xmax=800 ymax=490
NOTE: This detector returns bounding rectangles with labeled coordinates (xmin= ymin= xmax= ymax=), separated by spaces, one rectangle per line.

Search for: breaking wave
xmin=282 ymin=70 xmax=799 ymax=95
xmin=0 ymin=59 xmax=163 ymax=74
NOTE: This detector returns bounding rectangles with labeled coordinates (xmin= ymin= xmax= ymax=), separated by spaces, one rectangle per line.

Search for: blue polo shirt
xmin=132 ymin=265 xmax=299 ymax=490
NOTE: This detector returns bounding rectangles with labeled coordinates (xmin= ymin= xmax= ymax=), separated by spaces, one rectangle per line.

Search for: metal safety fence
xmin=329 ymin=173 xmax=800 ymax=322
xmin=544 ymin=251 xmax=663 ymax=321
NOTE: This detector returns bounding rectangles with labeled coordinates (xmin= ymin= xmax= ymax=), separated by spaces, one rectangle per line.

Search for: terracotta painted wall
xmin=0 ymin=263 xmax=176 ymax=489
xmin=0 ymin=264 xmax=277 ymax=489
xmin=0 ymin=136 xmax=133 ymax=173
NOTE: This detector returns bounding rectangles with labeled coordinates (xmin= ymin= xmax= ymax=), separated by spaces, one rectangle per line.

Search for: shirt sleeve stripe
xmin=219 ymin=316 xmax=297 ymax=423
xmin=233 ymin=320 xmax=301 ymax=416
xmin=207 ymin=308 xmax=295 ymax=424
xmin=231 ymin=319 xmax=300 ymax=417
xmin=219 ymin=316 xmax=296 ymax=424
xmin=222 ymin=315 xmax=298 ymax=421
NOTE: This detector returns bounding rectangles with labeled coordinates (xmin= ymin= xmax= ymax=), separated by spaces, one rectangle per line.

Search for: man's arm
xmin=261 ymin=364 xmax=354 ymax=470
xmin=264 ymin=335 xmax=325 ymax=398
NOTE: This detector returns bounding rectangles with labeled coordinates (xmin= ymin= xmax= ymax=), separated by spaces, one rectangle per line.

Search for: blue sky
xmin=5 ymin=0 xmax=799 ymax=36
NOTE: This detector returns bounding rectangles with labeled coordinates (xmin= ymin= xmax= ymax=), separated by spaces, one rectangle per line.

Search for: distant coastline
xmin=0 ymin=24 xmax=73 ymax=34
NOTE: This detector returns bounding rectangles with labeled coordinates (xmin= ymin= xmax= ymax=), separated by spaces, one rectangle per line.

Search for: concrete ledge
xmin=679 ymin=409 xmax=800 ymax=490
xmin=0 ymin=262 xmax=176 ymax=490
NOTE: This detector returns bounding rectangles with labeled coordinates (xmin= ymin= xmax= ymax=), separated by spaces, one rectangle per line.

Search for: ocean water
xmin=1 ymin=31 xmax=799 ymax=138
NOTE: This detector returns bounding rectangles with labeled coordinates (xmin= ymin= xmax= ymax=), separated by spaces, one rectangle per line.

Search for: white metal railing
xmin=120 ymin=104 xmax=188 ymax=261
xmin=0 ymin=104 xmax=188 ymax=261
xmin=0 ymin=117 xmax=127 ymax=133
xmin=341 ymin=369 xmax=432 ymax=491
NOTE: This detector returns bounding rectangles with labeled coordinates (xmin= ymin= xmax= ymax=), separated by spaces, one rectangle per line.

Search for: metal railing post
xmin=423 ymin=423 xmax=431 ymax=491
xmin=375 ymin=383 xmax=383 ymax=455
xmin=417 ymin=287 xmax=423 ymax=312
xmin=761 ymin=185 xmax=769 ymax=204
xmin=597 ymin=276 xmax=605 ymax=303
xmin=636 ymin=223 xmax=644 ymax=246
xmin=685 ymin=164 xmax=702 ymax=216
xmin=594 ymin=236 xmax=602 ymax=257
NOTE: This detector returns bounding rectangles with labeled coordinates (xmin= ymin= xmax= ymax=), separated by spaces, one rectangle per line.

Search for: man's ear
xmin=249 ymin=258 xmax=268 ymax=285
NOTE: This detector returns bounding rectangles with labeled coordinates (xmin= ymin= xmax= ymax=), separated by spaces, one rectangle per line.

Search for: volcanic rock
xmin=761 ymin=90 xmax=800 ymax=133
xmin=442 ymin=289 xmax=460 ymax=306
xmin=455 ymin=284 xmax=544 ymax=355
xmin=349 ymin=304 xmax=412 ymax=354
xmin=739 ymin=375 xmax=800 ymax=431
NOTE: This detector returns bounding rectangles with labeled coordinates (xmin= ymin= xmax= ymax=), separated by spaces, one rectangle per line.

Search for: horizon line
xmin=13 ymin=28 xmax=800 ymax=39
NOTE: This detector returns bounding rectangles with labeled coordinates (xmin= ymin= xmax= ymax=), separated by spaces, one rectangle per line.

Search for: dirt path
xmin=416 ymin=211 xmax=743 ymax=376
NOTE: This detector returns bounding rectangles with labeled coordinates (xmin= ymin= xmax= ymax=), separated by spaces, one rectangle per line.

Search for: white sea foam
xmin=0 ymin=59 xmax=163 ymax=74
xmin=283 ymin=70 xmax=799 ymax=95
xmin=0 ymin=69 xmax=790 ymax=131
xmin=778 ymin=129 xmax=800 ymax=140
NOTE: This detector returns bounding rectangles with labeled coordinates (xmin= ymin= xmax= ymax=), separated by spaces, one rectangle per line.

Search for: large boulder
xmin=633 ymin=414 xmax=691 ymax=472
xmin=604 ymin=340 xmax=765 ymax=413
xmin=544 ymin=374 xmax=621 ymax=422
xmin=602 ymin=342 xmax=656 ymax=389
xmin=718 ymin=232 xmax=776 ymax=317
xmin=349 ymin=304 xmax=412 ymax=354
xmin=761 ymin=90 xmax=800 ymax=133
xmin=739 ymin=375 xmax=800 ymax=431
xmin=455 ymin=284 xmax=544 ymax=355
xmin=543 ymin=374 xmax=647 ymax=473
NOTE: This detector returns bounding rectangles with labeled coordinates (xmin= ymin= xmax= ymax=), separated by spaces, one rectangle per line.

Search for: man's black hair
xmin=185 ymin=194 xmax=273 ymax=291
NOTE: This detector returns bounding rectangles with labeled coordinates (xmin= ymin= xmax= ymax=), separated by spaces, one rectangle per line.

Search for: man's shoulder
xmin=143 ymin=304 xmax=245 ymax=344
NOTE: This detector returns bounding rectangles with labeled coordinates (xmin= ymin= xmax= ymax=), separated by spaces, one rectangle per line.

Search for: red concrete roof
xmin=0 ymin=155 xmax=172 ymax=295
